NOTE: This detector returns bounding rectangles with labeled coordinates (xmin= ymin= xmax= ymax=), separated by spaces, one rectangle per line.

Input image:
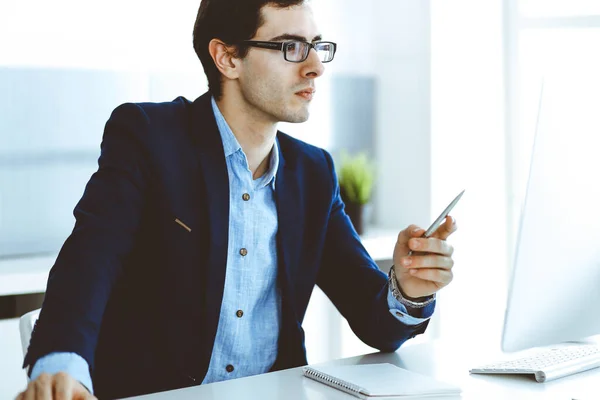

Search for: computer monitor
xmin=501 ymin=70 xmax=600 ymax=352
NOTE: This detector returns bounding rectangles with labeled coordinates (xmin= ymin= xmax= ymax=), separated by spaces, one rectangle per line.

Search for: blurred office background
xmin=1 ymin=0 xmax=600 ymax=397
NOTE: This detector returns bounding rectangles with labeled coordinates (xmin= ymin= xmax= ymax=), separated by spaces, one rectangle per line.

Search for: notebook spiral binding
xmin=303 ymin=367 xmax=365 ymax=397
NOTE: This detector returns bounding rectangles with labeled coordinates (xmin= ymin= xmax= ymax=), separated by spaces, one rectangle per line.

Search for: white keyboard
xmin=470 ymin=344 xmax=600 ymax=382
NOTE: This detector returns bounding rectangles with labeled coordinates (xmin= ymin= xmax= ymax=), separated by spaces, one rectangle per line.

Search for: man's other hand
xmin=15 ymin=372 xmax=96 ymax=400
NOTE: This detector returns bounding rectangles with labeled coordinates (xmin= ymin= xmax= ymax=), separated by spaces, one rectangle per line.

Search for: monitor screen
xmin=502 ymin=67 xmax=600 ymax=352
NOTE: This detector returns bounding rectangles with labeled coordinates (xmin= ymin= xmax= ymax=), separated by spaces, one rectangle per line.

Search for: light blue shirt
xmin=201 ymin=98 xmax=281 ymax=383
xmin=30 ymin=98 xmax=432 ymax=393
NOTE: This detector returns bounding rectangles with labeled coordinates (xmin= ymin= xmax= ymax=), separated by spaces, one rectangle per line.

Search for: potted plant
xmin=338 ymin=151 xmax=375 ymax=235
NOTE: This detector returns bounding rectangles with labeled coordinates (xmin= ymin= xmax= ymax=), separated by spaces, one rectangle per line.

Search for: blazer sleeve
xmin=23 ymin=103 xmax=150 ymax=373
xmin=316 ymin=150 xmax=430 ymax=352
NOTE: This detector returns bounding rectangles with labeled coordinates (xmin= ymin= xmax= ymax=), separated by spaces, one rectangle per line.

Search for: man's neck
xmin=216 ymin=94 xmax=277 ymax=180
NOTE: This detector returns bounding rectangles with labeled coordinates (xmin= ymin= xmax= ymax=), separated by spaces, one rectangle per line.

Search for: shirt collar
xmin=211 ymin=97 xmax=278 ymax=190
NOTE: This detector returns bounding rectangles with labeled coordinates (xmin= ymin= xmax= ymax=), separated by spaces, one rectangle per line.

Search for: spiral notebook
xmin=302 ymin=363 xmax=461 ymax=399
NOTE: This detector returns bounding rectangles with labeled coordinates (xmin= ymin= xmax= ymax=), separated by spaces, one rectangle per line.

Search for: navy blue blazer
xmin=24 ymin=92 xmax=429 ymax=399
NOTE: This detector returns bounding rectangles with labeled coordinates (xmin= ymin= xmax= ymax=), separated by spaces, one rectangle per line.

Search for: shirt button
xmin=242 ymin=193 xmax=250 ymax=201
xmin=395 ymin=311 xmax=403 ymax=317
xmin=236 ymin=310 xmax=244 ymax=318
xmin=239 ymin=248 xmax=248 ymax=257
xmin=226 ymin=364 xmax=234 ymax=373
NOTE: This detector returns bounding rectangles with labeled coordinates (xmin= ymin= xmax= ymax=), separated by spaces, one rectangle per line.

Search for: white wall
xmin=311 ymin=0 xmax=433 ymax=232
xmin=430 ymin=0 xmax=507 ymax=349
xmin=0 ymin=0 xmax=201 ymax=72
xmin=371 ymin=1 xmax=432 ymax=231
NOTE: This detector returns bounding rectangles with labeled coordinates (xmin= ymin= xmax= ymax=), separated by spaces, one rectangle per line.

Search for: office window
xmin=0 ymin=1 xmax=204 ymax=257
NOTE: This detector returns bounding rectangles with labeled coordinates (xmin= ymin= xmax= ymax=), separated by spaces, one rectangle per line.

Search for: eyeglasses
xmin=243 ymin=40 xmax=337 ymax=63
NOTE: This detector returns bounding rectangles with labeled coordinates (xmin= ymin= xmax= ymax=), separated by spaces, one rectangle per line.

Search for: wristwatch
xmin=388 ymin=266 xmax=436 ymax=309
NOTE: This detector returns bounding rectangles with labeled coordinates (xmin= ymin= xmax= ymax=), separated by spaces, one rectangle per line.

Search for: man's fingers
xmin=81 ymin=391 xmax=97 ymax=400
xmin=435 ymin=216 xmax=457 ymax=240
xmin=23 ymin=381 xmax=36 ymax=400
xmin=54 ymin=372 xmax=74 ymax=400
xmin=409 ymin=268 xmax=454 ymax=285
xmin=399 ymin=216 xmax=457 ymax=247
xmin=15 ymin=372 xmax=93 ymax=400
xmin=400 ymin=255 xmax=454 ymax=270
xmin=74 ymin=390 xmax=96 ymax=400
xmin=397 ymin=225 xmax=424 ymax=244
xmin=35 ymin=373 xmax=53 ymax=400
xmin=72 ymin=379 xmax=96 ymax=400
xmin=408 ymin=237 xmax=454 ymax=256
xmin=75 ymin=383 xmax=97 ymax=400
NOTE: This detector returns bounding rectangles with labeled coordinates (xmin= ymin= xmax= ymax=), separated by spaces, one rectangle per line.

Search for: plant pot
xmin=343 ymin=200 xmax=365 ymax=235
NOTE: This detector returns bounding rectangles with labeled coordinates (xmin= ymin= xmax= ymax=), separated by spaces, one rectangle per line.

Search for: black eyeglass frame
xmin=242 ymin=40 xmax=337 ymax=63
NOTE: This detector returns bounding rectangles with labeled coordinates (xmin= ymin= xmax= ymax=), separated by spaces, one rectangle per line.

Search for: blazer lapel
xmin=190 ymin=94 xmax=229 ymax=346
xmin=188 ymin=98 xmax=305 ymax=344
xmin=275 ymin=136 xmax=304 ymax=308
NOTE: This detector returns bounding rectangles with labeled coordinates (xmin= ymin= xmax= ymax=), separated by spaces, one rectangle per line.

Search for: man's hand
xmin=393 ymin=216 xmax=457 ymax=299
xmin=15 ymin=372 xmax=96 ymax=400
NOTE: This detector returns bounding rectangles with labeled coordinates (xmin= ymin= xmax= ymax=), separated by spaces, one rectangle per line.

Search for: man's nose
xmin=301 ymin=49 xmax=325 ymax=78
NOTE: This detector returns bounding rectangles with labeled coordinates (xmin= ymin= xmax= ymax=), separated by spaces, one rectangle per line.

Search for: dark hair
xmin=193 ymin=0 xmax=306 ymax=100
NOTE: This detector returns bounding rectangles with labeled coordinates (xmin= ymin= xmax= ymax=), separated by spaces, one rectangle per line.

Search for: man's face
xmin=237 ymin=3 xmax=325 ymax=124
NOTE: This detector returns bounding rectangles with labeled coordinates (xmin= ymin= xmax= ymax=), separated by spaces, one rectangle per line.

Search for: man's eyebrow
xmin=268 ymin=33 xmax=323 ymax=42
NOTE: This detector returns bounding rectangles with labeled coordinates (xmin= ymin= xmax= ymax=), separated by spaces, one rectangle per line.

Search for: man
xmin=17 ymin=0 xmax=457 ymax=399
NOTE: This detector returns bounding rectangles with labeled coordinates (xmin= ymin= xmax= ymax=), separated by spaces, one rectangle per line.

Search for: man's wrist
xmin=388 ymin=266 xmax=435 ymax=308
xmin=30 ymin=352 xmax=94 ymax=395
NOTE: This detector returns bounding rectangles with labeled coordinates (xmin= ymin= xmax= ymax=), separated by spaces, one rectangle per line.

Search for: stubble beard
xmin=240 ymin=76 xmax=311 ymax=124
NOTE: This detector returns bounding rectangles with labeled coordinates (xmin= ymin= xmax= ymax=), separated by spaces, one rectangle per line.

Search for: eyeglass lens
xmin=284 ymin=42 xmax=335 ymax=62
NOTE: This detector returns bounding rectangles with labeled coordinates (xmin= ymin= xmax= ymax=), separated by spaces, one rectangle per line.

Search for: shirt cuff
xmin=30 ymin=352 xmax=94 ymax=395
xmin=387 ymin=289 xmax=435 ymax=325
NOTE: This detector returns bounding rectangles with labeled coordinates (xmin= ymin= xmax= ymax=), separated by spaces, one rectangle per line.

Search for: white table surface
xmin=0 ymin=253 xmax=56 ymax=296
xmin=125 ymin=339 xmax=600 ymax=400
xmin=0 ymin=227 xmax=399 ymax=297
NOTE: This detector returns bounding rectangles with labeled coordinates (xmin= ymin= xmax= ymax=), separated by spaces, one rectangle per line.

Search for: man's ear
xmin=208 ymin=39 xmax=241 ymax=80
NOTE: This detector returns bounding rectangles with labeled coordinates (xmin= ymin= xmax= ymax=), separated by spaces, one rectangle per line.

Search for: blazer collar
xmin=190 ymin=93 xmax=291 ymax=172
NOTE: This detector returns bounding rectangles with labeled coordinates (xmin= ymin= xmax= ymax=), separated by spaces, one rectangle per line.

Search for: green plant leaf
xmin=338 ymin=150 xmax=375 ymax=205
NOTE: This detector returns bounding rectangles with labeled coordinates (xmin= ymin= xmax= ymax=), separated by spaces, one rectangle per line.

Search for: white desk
xmin=126 ymin=340 xmax=600 ymax=400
